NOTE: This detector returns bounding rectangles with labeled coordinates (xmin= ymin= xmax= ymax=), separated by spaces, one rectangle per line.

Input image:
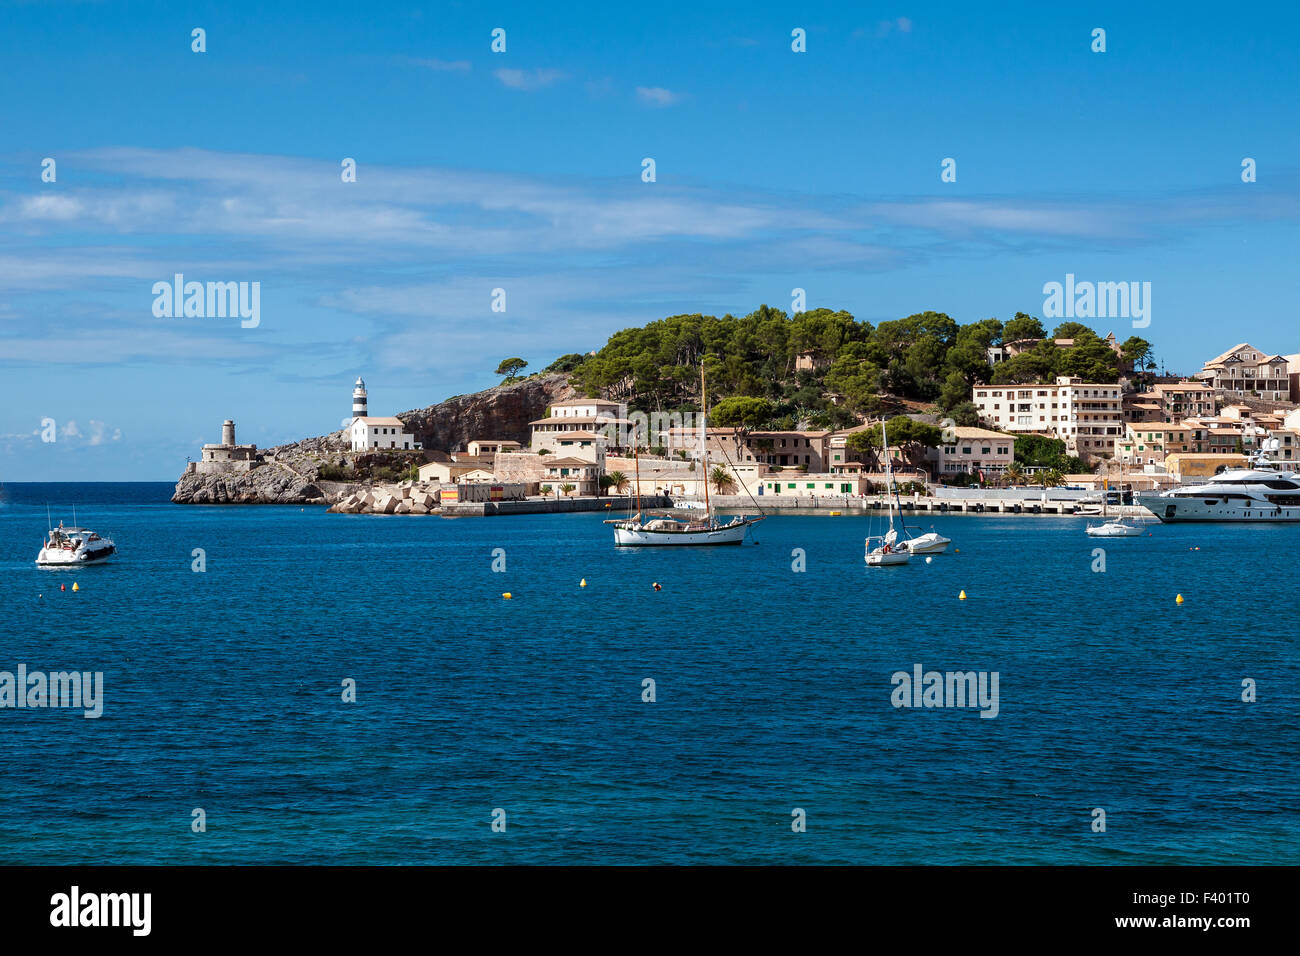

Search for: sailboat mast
xmin=882 ymin=418 xmax=896 ymax=531
xmin=633 ymin=423 xmax=642 ymax=517
xmin=701 ymin=365 xmax=711 ymax=521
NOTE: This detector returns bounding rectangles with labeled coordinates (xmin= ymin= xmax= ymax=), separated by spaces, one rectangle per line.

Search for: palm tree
xmin=1040 ymin=468 xmax=1064 ymax=488
xmin=560 ymin=482 xmax=575 ymax=498
xmin=539 ymin=484 xmax=553 ymax=499
xmin=1005 ymin=463 xmax=1025 ymax=487
xmin=606 ymin=470 xmax=629 ymax=494
xmin=709 ymin=465 xmax=736 ymax=494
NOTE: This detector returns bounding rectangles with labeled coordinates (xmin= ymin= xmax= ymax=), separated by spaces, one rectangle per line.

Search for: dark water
xmin=0 ymin=482 xmax=1296 ymax=864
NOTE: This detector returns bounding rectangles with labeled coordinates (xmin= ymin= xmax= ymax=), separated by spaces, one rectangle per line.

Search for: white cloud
xmin=408 ymin=57 xmax=471 ymax=72
xmin=635 ymin=86 xmax=683 ymax=107
xmin=493 ymin=67 xmax=566 ymax=90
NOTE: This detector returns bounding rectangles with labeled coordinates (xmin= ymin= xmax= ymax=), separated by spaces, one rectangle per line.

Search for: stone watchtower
xmin=222 ymin=419 xmax=236 ymax=446
xmin=352 ymin=377 xmax=368 ymax=420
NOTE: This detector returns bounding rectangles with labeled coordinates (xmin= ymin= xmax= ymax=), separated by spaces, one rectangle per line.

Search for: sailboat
xmin=606 ymin=368 xmax=765 ymax=546
xmin=865 ymin=419 xmax=911 ymax=566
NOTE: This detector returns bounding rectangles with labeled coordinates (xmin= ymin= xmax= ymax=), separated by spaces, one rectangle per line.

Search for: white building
xmin=972 ymin=375 xmax=1123 ymax=459
xmin=529 ymin=397 xmax=626 ymax=458
xmin=348 ymin=377 xmax=420 ymax=451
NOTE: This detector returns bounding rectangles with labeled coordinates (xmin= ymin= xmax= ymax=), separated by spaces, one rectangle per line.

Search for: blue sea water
xmin=0 ymin=482 xmax=1296 ymax=865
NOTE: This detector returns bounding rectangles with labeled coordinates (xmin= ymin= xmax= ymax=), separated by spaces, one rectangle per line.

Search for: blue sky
xmin=2 ymin=0 xmax=1298 ymax=479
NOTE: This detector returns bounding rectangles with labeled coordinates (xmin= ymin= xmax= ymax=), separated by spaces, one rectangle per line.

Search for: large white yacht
xmin=1137 ymin=453 xmax=1300 ymax=522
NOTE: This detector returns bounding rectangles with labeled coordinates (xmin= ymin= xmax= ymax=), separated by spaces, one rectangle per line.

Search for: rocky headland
xmin=171 ymin=374 xmax=573 ymax=507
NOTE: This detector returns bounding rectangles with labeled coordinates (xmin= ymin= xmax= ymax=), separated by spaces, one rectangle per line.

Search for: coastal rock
xmin=399 ymin=374 xmax=573 ymax=452
xmin=171 ymin=465 xmax=322 ymax=505
xmin=174 ymin=374 xmax=572 ymax=506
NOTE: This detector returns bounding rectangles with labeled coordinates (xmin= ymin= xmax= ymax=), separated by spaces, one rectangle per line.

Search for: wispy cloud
xmin=493 ymin=67 xmax=566 ymax=91
xmin=407 ymin=57 xmax=471 ymax=73
xmin=635 ymin=86 xmax=683 ymax=107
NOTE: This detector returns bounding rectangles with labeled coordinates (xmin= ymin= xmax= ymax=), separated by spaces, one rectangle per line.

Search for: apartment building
xmin=1197 ymin=343 xmax=1290 ymax=401
xmin=972 ymin=375 xmax=1123 ymax=459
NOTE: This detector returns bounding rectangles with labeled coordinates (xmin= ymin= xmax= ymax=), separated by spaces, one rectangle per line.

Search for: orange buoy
xmin=1176 ymin=594 xmax=1184 ymax=605
xmin=502 ymin=592 xmax=512 ymax=599
xmin=958 ymin=590 xmax=967 ymax=600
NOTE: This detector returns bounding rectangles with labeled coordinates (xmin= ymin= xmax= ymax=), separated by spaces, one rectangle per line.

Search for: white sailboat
xmin=865 ymin=419 xmax=910 ymax=566
xmin=607 ymin=367 xmax=764 ymax=546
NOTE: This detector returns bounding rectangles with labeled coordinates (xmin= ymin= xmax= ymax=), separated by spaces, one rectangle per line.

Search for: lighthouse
xmin=352 ymin=377 xmax=368 ymax=421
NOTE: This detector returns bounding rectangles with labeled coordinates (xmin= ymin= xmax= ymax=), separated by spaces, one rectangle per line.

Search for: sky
xmin=2 ymin=0 xmax=1298 ymax=479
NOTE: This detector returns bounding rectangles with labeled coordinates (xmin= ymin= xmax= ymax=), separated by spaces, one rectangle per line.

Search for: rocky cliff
xmin=399 ymin=373 xmax=574 ymax=451
xmin=171 ymin=462 xmax=325 ymax=504
xmin=172 ymin=374 xmax=574 ymax=504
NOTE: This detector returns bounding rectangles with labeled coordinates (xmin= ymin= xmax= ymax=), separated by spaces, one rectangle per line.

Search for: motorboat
xmin=1084 ymin=517 xmax=1144 ymax=537
xmin=899 ymin=529 xmax=951 ymax=554
xmin=36 ymin=521 xmax=116 ymax=566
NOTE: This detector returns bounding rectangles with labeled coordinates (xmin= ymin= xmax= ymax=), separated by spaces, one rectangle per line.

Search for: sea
xmin=0 ymin=482 xmax=1296 ymax=865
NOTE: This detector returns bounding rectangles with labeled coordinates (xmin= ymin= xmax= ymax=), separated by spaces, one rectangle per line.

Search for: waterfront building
xmin=663 ymin=427 xmax=831 ymax=471
xmin=1163 ymin=452 xmax=1248 ymax=482
xmin=1197 ymin=343 xmax=1291 ymax=401
xmin=756 ymin=472 xmax=867 ymax=497
xmin=541 ymin=457 xmax=601 ymax=496
xmin=529 ymin=397 xmax=627 ymax=456
xmin=930 ymin=427 xmax=1017 ymax=478
xmin=419 ymin=455 xmax=496 ymax=484
xmin=1117 ymin=423 xmax=1194 ymax=467
xmin=972 ymin=375 xmax=1123 ymax=459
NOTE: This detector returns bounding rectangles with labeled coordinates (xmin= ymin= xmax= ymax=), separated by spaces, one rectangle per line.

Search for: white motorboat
xmin=1137 ymin=445 xmax=1300 ymax=522
xmin=1085 ymin=517 xmax=1144 ymax=537
xmin=608 ymin=366 xmax=764 ymax=547
xmin=36 ymin=521 xmax=116 ymax=566
xmin=866 ymin=419 xmax=911 ymax=567
xmin=899 ymin=529 xmax=951 ymax=554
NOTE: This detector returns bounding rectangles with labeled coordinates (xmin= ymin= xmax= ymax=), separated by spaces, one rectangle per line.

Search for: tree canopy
xmin=560 ymin=305 xmax=1146 ymax=431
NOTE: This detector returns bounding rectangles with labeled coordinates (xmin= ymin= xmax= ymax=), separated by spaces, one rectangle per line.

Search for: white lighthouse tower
xmin=352 ymin=377 xmax=368 ymax=421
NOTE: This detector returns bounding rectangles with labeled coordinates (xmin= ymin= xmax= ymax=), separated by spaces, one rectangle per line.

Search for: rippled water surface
xmin=1 ymin=483 xmax=1295 ymax=864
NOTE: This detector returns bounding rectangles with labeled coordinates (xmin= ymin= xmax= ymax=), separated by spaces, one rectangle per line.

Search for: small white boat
xmin=1085 ymin=517 xmax=1144 ymax=537
xmin=36 ymin=521 xmax=116 ymax=565
xmin=866 ymin=528 xmax=910 ymax=566
xmin=900 ymin=530 xmax=950 ymax=554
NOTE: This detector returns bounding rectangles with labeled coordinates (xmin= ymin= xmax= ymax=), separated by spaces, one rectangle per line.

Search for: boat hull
xmin=36 ymin=546 xmax=115 ymax=566
xmin=613 ymin=522 xmax=751 ymax=546
xmin=1084 ymin=524 xmax=1143 ymax=537
xmin=901 ymin=534 xmax=950 ymax=554
xmin=866 ymin=550 xmax=910 ymax=566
